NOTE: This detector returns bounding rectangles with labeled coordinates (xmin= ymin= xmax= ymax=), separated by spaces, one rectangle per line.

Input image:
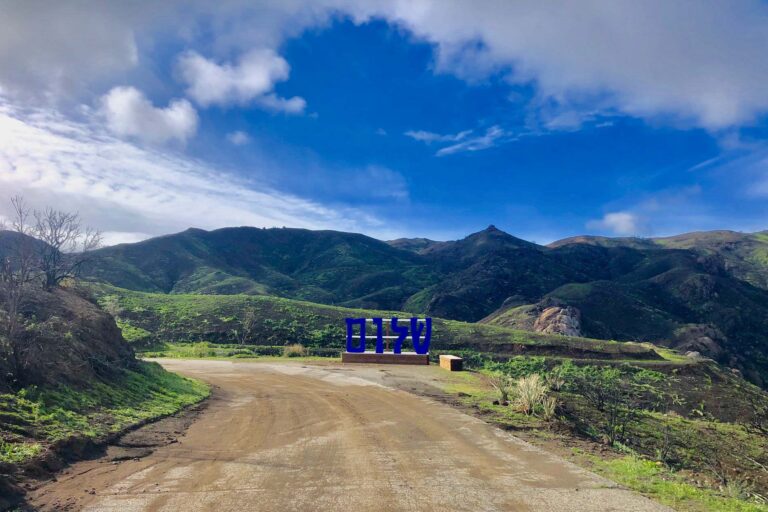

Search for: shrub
xmin=567 ymin=366 xmax=642 ymax=445
xmin=252 ymin=346 xmax=282 ymax=356
xmin=487 ymin=372 xmax=514 ymax=403
xmin=514 ymin=374 xmax=548 ymax=415
xmin=190 ymin=342 xmax=215 ymax=358
xmin=545 ymin=365 xmax=566 ymax=391
xmin=486 ymin=356 xmax=547 ymax=379
xmin=541 ymin=396 xmax=558 ymax=421
xmin=283 ymin=343 xmax=306 ymax=357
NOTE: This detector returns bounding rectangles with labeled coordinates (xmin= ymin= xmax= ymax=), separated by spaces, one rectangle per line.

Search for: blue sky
xmin=1 ymin=2 xmax=768 ymax=244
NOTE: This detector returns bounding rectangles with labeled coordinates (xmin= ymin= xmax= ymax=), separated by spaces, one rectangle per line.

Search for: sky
xmin=1 ymin=1 xmax=768 ymax=245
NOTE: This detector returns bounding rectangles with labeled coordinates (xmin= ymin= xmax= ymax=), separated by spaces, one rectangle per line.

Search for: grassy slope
xmin=95 ymin=284 xmax=662 ymax=361
xmin=0 ymin=361 xmax=209 ymax=465
xmin=552 ymin=230 xmax=768 ymax=292
xmin=438 ymin=364 xmax=768 ymax=511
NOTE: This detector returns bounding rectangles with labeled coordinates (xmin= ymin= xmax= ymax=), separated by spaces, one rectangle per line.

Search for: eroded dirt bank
xmin=28 ymin=360 xmax=669 ymax=511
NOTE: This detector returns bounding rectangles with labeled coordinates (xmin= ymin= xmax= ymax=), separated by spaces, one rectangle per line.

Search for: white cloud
xmin=227 ymin=131 xmax=251 ymax=146
xmin=404 ymin=129 xmax=471 ymax=143
xmin=177 ymin=49 xmax=306 ymax=113
xmin=3 ymin=2 xmax=768 ymax=129
xmin=254 ymin=93 xmax=307 ymax=114
xmin=100 ymin=86 xmax=198 ymax=144
xmin=405 ymin=126 xmax=509 ymax=156
xmin=0 ymin=100 xmax=384 ymax=244
xmin=350 ymin=0 xmax=768 ymax=129
xmin=436 ymin=126 xmax=508 ymax=156
xmin=587 ymin=212 xmax=642 ymax=236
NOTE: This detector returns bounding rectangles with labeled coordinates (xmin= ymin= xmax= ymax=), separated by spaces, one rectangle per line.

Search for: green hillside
xmin=57 ymin=225 xmax=768 ymax=387
xmin=83 ymin=227 xmax=438 ymax=310
xmin=552 ymin=230 xmax=768 ymax=291
xmin=94 ymin=285 xmax=661 ymax=361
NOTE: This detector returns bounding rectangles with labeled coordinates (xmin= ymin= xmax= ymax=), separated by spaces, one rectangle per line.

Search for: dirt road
xmin=29 ymin=360 xmax=669 ymax=511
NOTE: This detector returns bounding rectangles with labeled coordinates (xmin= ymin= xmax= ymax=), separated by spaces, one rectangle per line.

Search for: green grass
xmin=141 ymin=341 xmax=339 ymax=360
xmin=115 ymin=319 xmax=152 ymax=343
xmin=0 ymin=361 xmax=209 ymax=464
xmin=434 ymin=361 xmax=768 ymax=511
xmin=592 ymin=456 xmax=768 ymax=512
xmin=0 ymin=440 xmax=43 ymax=464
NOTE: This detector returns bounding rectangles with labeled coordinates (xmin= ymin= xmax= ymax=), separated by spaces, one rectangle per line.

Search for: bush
xmin=252 ymin=346 xmax=282 ymax=356
xmin=486 ymin=356 xmax=547 ymax=379
xmin=545 ymin=366 xmax=566 ymax=391
xmin=541 ymin=396 xmax=558 ymax=421
xmin=566 ymin=366 xmax=643 ymax=445
xmin=514 ymin=374 xmax=549 ymax=415
xmin=189 ymin=342 xmax=215 ymax=358
xmin=307 ymin=346 xmax=342 ymax=358
xmin=487 ymin=372 xmax=514 ymax=402
xmin=283 ymin=343 xmax=307 ymax=357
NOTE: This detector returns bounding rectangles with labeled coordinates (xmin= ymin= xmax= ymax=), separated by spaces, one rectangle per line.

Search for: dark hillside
xmin=83 ymin=227 xmax=437 ymax=309
xmin=551 ymin=230 xmax=768 ymax=290
xmin=414 ymin=226 xmax=589 ymax=321
xmin=0 ymin=287 xmax=135 ymax=391
xmin=386 ymin=237 xmax=441 ymax=253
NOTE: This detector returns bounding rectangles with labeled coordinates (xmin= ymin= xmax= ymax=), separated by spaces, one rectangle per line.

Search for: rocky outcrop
xmin=672 ymin=324 xmax=726 ymax=360
xmin=533 ymin=306 xmax=582 ymax=337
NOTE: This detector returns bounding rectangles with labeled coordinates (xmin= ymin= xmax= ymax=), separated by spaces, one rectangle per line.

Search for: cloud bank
xmin=0 ymin=100 xmax=380 ymax=245
xmin=3 ymin=1 xmax=768 ymax=130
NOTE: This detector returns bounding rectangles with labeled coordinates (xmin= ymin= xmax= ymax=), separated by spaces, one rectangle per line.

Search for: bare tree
xmin=232 ymin=307 xmax=258 ymax=345
xmin=32 ymin=207 xmax=102 ymax=290
xmin=0 ymin=197 xmax=37 ymax=372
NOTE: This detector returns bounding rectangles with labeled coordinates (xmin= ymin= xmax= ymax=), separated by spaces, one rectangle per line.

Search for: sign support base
xmin=342 ymin=351 xmax=429 ymax=365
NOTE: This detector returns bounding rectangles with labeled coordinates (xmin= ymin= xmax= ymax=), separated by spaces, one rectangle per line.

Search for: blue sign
xmin=345 ymin=317 xmax=432 ymax=355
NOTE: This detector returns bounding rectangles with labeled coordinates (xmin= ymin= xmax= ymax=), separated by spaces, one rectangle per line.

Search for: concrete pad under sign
xmin=439 ymin=354 xmax=463 ymax=371
xmin=342 ymin=351 xmax=429 ymax=365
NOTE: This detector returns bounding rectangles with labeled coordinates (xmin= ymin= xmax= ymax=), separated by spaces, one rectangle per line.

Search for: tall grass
xmin=514 ymin=374 xmax=548 ymax=415
xmin=487 ymin=372 xmax=514 ymax=402
xmin=283 ymin=343 xmax=307 ymax=357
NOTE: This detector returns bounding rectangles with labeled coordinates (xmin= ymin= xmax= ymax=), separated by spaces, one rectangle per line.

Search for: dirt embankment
xmin=26 ymin=360 xmax=669 ymax=512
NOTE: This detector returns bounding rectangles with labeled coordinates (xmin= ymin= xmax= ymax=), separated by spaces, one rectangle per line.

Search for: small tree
xmin=32 ymin=207 xmax=101 ymax=290
xmin=0 ymin=197 xmax=37 ymax=375
xmin=232 ymin=307 xmax=257 ymax=345
xmin=570 ymin=367 xmax=642 ymax=446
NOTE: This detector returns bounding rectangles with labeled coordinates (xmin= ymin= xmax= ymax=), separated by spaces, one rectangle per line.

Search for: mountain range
xmin=5 ymin=224 xmax=768 ymax=386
